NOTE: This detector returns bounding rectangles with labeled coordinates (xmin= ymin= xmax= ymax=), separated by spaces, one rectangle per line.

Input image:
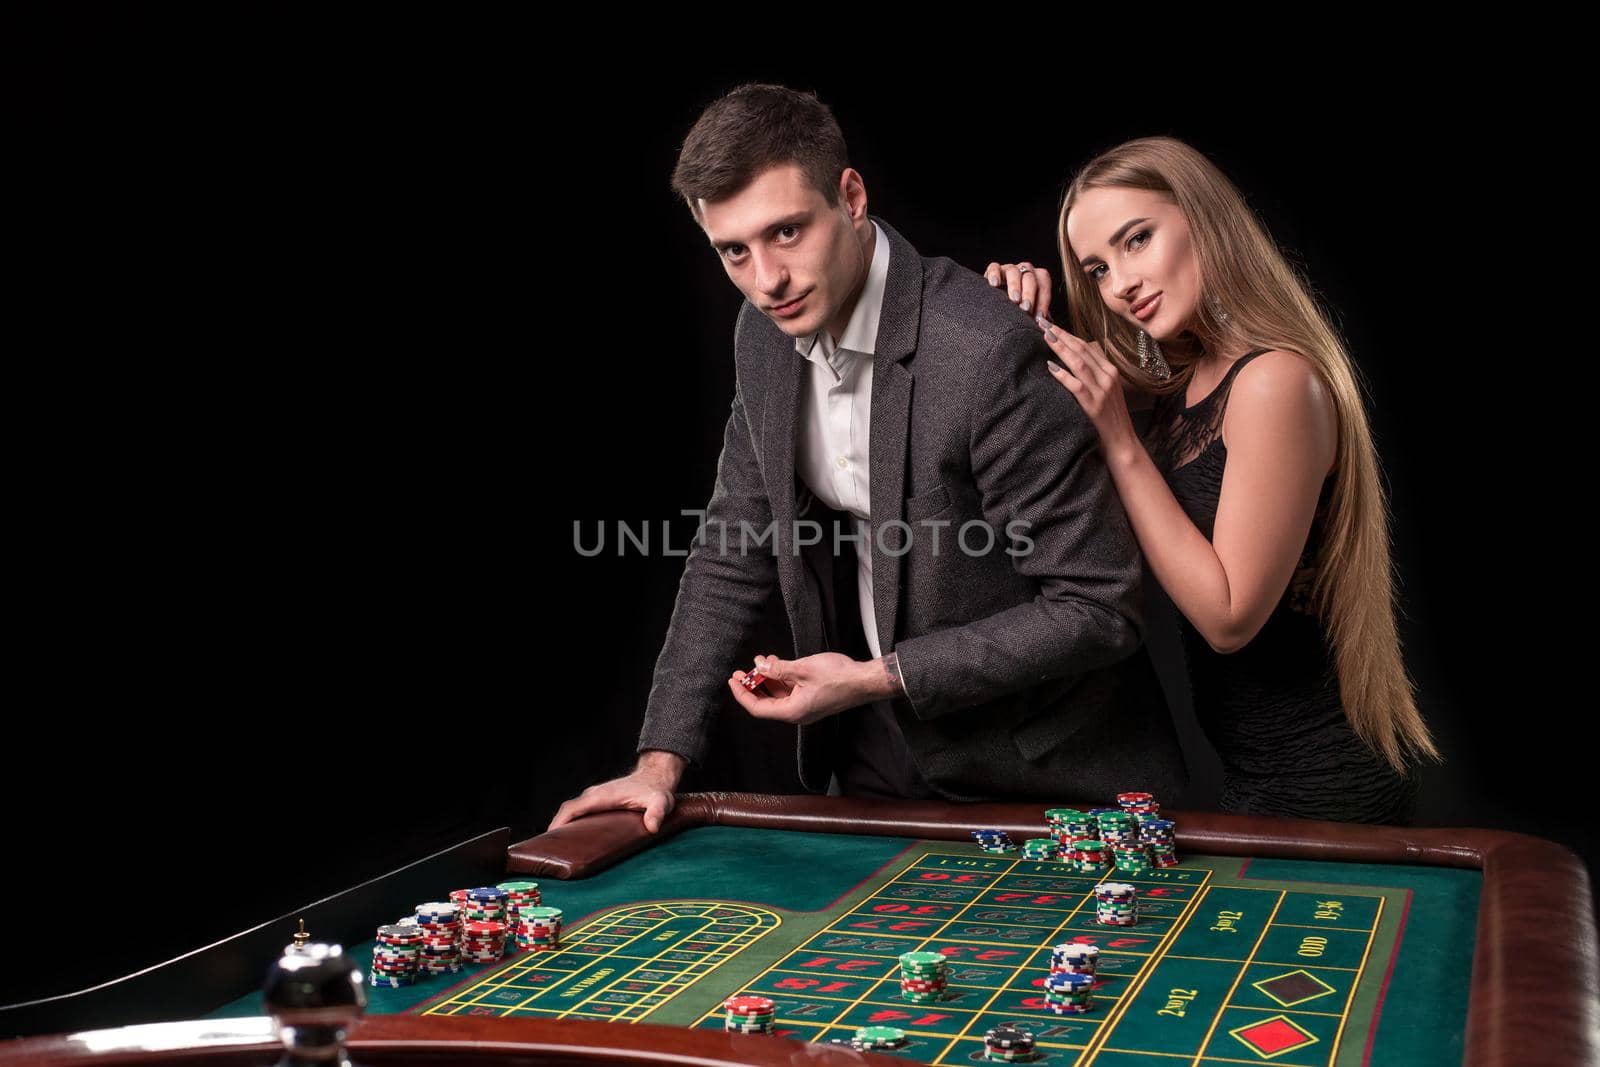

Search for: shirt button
xmin=836 ymin=457 xmax=848 ymax=469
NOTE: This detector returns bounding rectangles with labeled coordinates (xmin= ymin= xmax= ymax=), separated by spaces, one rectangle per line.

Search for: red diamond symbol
xmin=1231 ymin=1015 xmax=1317 ymax=1057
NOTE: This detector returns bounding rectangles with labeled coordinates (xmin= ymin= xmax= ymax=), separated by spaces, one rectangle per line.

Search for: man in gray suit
xmin=549 ymin=84 xmax=1184 ymax=834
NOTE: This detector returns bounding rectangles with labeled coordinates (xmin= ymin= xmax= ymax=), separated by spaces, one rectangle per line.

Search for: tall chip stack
xmin=520 ymin=906 xmax=563 ymax=950
xmin=1045 ymin=808 xmax=1079 ymax=852
xmin=498 ymin=881 xmax=542 ymax=944
xmin=1140 ymin=817 xmax=1180 ymax=867
xmin=1043 ymin=971 xmax=1095 ymax=1014
xmin=1094 ymin=807 xmax=1147 ymax=874
xmin=412 ymin=902 xmax=462 ymax=976
xmin=369 ymin=924 xmax=422 ymax=988
xmin=1095 ymin=883 xmax=1139 ymax=927
xmin=1050 ymin=942 xmax=1098 ymax=977
xmin=1057 ymin=809 xmax=1112 ymax=872
xmin=898 ymin=951 xmax=950 ymax=1002
xmin=460 ymin=920 xmax=508 ymax=963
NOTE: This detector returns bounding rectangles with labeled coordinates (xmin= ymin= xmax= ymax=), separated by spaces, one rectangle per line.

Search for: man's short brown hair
xmin=670 ymin=83 xmax=849 ymax=222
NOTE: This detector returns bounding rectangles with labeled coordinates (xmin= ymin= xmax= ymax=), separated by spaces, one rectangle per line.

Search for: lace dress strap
xmin=1144 ymin=348 xmax=1271 ymax=474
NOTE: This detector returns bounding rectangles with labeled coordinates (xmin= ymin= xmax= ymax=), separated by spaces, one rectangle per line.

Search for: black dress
xmin=1142 ymin=349 xmax=1416 ymax=824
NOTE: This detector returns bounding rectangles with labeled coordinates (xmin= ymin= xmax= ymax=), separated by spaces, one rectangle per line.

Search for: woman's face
xmin=1066 ymin=186 xmax=1201 ymax=343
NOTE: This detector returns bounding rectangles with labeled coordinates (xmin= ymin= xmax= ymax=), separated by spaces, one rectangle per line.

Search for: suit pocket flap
xmin=904 ymin=483 xmax=952 ymax=522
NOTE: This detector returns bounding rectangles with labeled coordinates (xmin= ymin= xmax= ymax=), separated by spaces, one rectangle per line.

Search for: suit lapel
xmin=868 ymin=217 xmax=922 ymax=657
xmin=761 ymin=335 xmax=817 ymax=650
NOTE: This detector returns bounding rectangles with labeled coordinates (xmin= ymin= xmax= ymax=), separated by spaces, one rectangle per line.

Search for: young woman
xmin=986 ymin=136 xmax=1438 ymax=823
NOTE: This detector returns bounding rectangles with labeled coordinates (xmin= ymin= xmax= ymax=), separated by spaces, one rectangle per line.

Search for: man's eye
xmin=778 ymin=225 xmax=799 ymax=240
xmin=723 ymin=246 xmax=745 ymax=259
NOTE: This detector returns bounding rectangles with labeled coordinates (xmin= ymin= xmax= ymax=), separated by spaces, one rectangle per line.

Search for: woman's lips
xmin=1133 ymin=293 xmax=1162 ymax=321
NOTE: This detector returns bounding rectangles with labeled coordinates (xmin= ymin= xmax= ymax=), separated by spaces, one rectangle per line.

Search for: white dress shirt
xmin=793 ymin=220 xmax=890 ymax=660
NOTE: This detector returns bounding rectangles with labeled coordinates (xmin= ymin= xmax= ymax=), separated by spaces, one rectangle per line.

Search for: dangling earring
xmin=1137 ymin=330 xmax=1171 ymax=381
xmin=1207 ymin=294 xmax=1231 ymax=325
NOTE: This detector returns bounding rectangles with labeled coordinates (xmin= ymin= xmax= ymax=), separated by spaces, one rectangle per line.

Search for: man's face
xmin=697 ymin=162 xmax=867 ymax=340
xmin=1066 ymin=186 xmax=1201 ymax=343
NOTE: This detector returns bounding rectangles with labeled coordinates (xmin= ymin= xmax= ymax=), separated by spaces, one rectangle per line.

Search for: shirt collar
xmin=794 ymin=219 xmax=890 ymax=365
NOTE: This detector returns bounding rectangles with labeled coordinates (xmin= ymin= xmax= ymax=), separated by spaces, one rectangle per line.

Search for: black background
xmin=2 ymin=11 xmax=1583 ymax=1022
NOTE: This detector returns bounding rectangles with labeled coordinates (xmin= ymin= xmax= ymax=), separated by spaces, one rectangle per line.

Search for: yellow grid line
xmin=1322 ymin=894 xmax=1384 ymax=1066
xmin=434 ymin=914 xmax=672 ymax=1014
xmin=443 ymin=900 xmax=777 ymax=1020
xmin=1069 ymin=873 xmax=1219 ymax=1067
xmin=556 ymin=918 xmax=770 ymax=1019
xmin=1183 ymin=889 xmax=1290 ymax=1067
xmin=688 ymin=848 xmax=1048 ymax=1034
xmin=553 ymin=902 xmax=779 ymax=1020
xmin=933 ymin=860 xmax=1130 ymax=1063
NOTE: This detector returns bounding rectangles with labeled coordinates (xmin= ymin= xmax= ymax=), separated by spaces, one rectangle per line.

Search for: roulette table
xmin=1 ymin=793 xmax=1594 ymax=1066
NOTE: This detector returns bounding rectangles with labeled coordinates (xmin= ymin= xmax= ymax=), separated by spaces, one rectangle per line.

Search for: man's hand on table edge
xmin=546 ymin=750 xmax=687 ymax=834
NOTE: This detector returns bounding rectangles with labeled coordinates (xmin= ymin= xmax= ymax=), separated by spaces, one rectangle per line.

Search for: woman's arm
xmin=1104 ymin=350 xmax=1336 ymax=653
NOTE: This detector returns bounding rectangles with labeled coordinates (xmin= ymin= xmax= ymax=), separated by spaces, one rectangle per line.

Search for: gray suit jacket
xmin=638 ymin=216 xmax=1186 ymax=804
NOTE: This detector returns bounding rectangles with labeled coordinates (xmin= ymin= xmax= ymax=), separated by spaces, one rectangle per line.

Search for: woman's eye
xmin=1129 ymin=230 xmax=1149 ymax=250
xmin=1088 ymin=264 xmax=1105 ymax=282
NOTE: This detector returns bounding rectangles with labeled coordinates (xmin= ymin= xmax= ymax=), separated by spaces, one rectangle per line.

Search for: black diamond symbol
xmin=1256 ymin=970 xmax=1335 ymax=1006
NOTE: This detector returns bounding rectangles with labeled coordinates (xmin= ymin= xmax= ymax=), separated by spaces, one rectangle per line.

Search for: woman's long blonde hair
xmin=1056 ymin=136 xmax=1439 ymax=775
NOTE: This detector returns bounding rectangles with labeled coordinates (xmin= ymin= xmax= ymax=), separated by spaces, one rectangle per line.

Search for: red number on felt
xmin=774 ymin=977 xmax=853 ymax=993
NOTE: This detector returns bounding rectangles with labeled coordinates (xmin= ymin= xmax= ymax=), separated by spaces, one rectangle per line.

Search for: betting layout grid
xmin=375 ymin=792 xmax=1390 ymax=1065
xmin=692 ymin=794 xmax=1388 ymax=1064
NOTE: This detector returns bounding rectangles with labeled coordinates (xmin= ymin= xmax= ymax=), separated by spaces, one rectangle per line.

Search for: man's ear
xmin=839 ymin=168 xmax=868 ymax=222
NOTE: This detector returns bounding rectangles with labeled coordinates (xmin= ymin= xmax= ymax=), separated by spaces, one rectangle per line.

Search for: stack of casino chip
xmin=984 ymin=1024 xmax=1037 ymax=1062
xmin=412 ymin=902 xmax=462 ymax=975
xmin=498 ymin=880 xmax=542 ymax=935
xmin=1050 ymin=809 xmax=1111 ymax=872
xmin=463 ymin=887 xmax=508 ymax=923
xmin=1113 ymin=841 xmax=1151 ymax=875
xmin=444 ymin=891 xmax=470 ymax=933
xmin=898 ymin=951 xmax=950 ymax=1002
xmin=519 ymin=906 xmax=563 ymax=950
xmin=971 ymin=829 xmax=1017 ymax=853
xmin=1095 ymin=883 xmax=1139 ymax=927
xmin=722 ymin=995 xmax=776 ymax=1034
xmin=1046 ymin=809 xmax=1089 ymax=859
xmin=1094 ymin=809 xmax=1138 ymax=847
xmin=460 ymin=919 xmax=508 ymax=962
xmin=1020 ymin=838 xmax=1059 ymax=862
xmin=1068 ymin=840 xmax=1112 ymax=872
xmin=854 ymin=1025 xmax=908 ymax=1051
xmin=1117 ymin=791 xmax=1160 ymax=817
xmin=1139 ymin=817 xmax=1180 ymax=868
xmin=1043 ymin=971 xmax=1095 ymax=1014
xmin=1045 ymin=807 xmax=1082 ymax=845
xmin=1050 ymin=942 xmax=1098 ymax=977
xmin=370 ymin=924 xmax=423 ymax=987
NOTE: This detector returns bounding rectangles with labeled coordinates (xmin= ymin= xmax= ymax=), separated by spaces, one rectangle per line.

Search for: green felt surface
xmin=211 ymin=827 xmax=1480 ymax=1067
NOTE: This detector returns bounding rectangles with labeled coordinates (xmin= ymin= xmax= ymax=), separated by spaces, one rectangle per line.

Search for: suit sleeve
xmin=891 ymin=324 xmax=1144 ymax=720
xmin=636 ymin=343 xmax=780 ymax=765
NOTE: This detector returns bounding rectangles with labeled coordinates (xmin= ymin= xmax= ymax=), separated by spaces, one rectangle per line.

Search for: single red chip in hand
xmin=741 ymin=669 xmax=770 ymax=695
